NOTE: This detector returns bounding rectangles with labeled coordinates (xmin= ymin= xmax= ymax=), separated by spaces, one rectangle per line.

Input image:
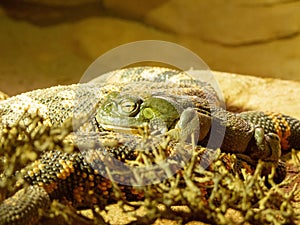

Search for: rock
xmin=145 ymin=0 xmax=300 ymax=45
xmin=2 ymin=0 xmax=98 ymax=6
xmin=1 ymin=0 xmax=300 ymax=95
xmin=73 ymin=17 xmax=176 ymax=60
xmin=102 ymin=0 xmax=166 ymax=19
xmin=103 ymin=0 xmax=300 ymax=46
xmin=102 ymin=0 xmax=300 ymax=80
xmin=213 ymin=71 xmax=300 ymax=119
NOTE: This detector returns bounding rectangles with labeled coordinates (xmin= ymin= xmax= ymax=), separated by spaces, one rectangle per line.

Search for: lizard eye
xmin=119 ymin=98 xmax=142 ymax=117
xmin=103 ymin=102 xmax=117 ymax=113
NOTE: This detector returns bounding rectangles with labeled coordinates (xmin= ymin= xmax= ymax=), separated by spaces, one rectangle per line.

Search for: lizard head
xmin=96 ymin=91 xmax=180 ymax=135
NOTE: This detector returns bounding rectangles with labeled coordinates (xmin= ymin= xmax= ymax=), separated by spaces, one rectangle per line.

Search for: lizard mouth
xmin=95 ymin=112 xmax=147 ymax=134
xmin=98 ymin=117 xmax=169 ymax=136
xmin=99 ymin=123 xmax=143 ymax=134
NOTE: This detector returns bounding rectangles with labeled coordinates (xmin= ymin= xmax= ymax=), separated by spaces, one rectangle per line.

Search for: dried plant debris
xmin=0 ymin=111 xmax=299 ymax=225
xmin=0 ymin=110 xmax=73 ymax=200
xmin=0 ymin=91 xmax=8 ymax=101
xmin=123 ymin=151 xmax=300 ymax=225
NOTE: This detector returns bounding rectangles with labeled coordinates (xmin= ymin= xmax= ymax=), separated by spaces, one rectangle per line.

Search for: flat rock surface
xmin=214 ymin=71 xmax=300 ymax=119
xmin=1 ymin=0 xmax=300 ymax=96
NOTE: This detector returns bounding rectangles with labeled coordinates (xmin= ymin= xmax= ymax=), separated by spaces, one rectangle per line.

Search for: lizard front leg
xmin=169 ymin=107 xmax=284 ymax=182
xmin=166 ymin=108 xmax=211 ymax=145
xmin=172 ymin=106 xmax=281 ymax=161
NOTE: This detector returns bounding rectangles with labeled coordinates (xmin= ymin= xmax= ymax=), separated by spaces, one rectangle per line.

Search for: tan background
xmin=0 ymin=0 xmax=300 ymax=96
xmin=1 ymin=2 xmax=300 ymax=224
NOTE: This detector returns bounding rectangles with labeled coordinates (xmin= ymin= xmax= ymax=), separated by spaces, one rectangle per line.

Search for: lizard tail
xmin=0 ymin=186 xmax=50 ymax=225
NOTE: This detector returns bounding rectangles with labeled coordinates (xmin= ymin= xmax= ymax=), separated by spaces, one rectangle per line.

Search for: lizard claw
xmin=246 ymin=126 xmax=281 ymax=163
xmin=236 ymin=127 xmax=283 ymax=184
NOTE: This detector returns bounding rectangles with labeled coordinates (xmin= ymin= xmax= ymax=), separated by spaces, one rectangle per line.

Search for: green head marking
xmin=96 ymin=92 xmax=180 ymax=134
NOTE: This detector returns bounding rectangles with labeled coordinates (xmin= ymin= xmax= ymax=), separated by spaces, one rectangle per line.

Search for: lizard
xmin=0 ymin=66 xmax=299 ymax=225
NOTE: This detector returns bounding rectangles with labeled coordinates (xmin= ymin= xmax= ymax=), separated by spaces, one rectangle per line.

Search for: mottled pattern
xmin=239 ymin=111 xmax=300 ymax=151
xmin=0 ymin=67 xmax=299 ymax=225
xmin=0 ymin=186 xmax=50 ymax=225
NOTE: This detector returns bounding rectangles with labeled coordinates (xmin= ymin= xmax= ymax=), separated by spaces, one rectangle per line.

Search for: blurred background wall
xmin=0 ymin=0 xmax=300 ymax=95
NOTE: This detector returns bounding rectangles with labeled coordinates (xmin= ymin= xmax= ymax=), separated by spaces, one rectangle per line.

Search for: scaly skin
xmin=238 ymin=111 xmax=300 ymax=151
xmin=0 ymin=66 xmax=299 ymax=225
xmin=95 ymin=86 xmax=282 ymax=164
